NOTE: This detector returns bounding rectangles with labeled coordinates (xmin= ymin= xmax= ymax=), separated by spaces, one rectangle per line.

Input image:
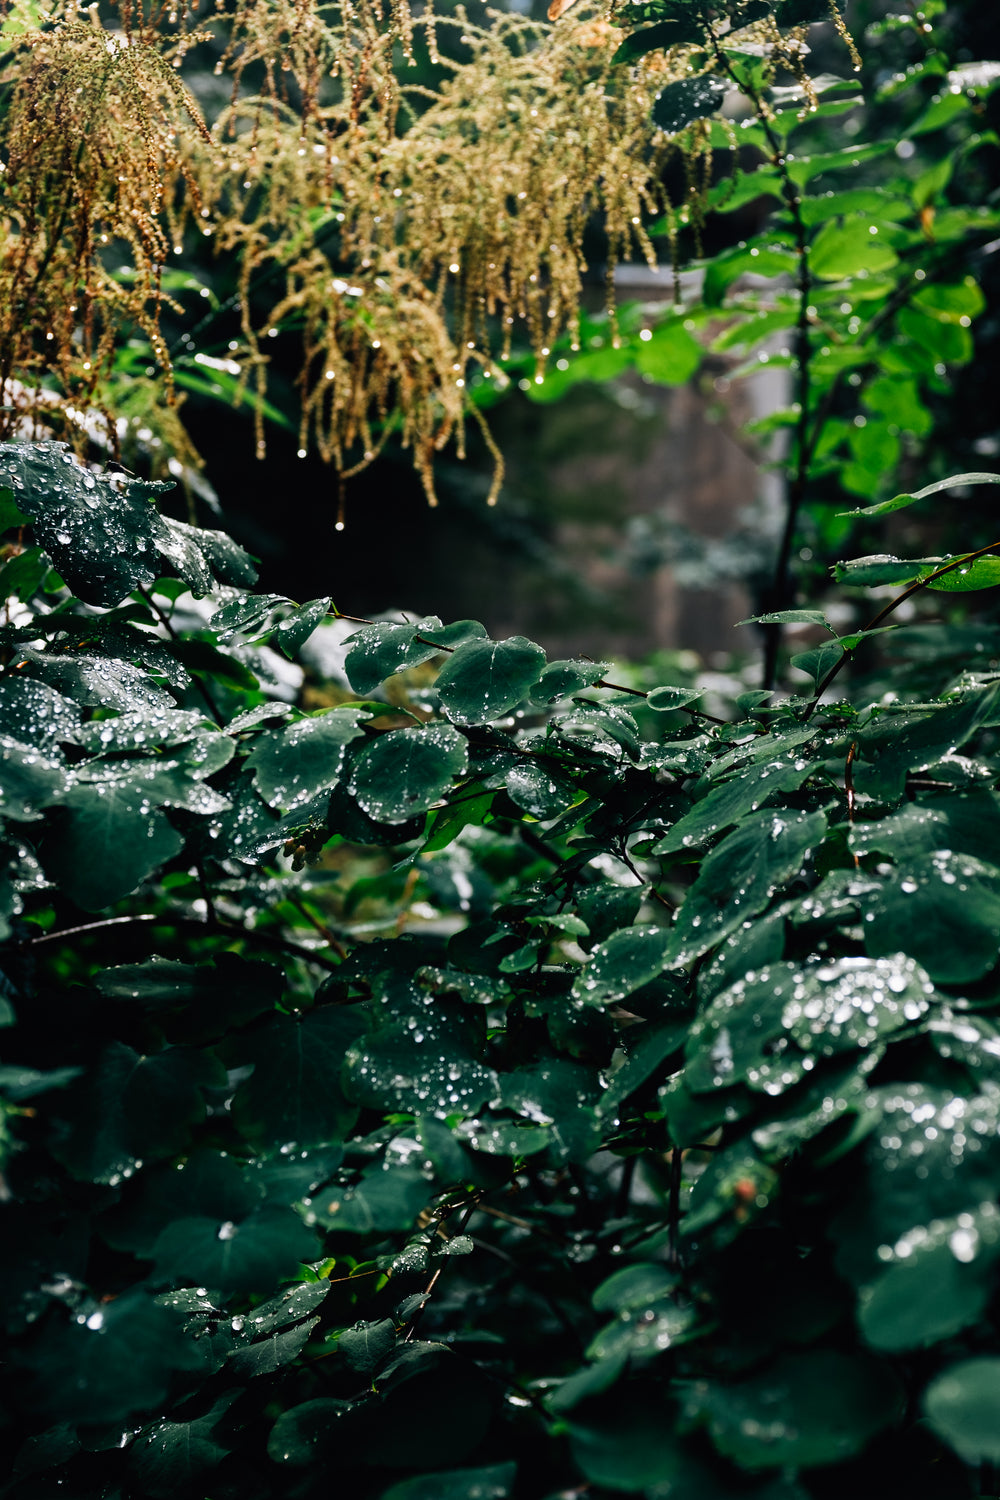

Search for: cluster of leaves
xmin=5 ymin=442 xmax=1000 ymax=1497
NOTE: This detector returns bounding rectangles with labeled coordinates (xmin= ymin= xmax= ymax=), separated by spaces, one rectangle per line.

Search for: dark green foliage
xmin=4 ymin=443 xmax=1000 ymax=1499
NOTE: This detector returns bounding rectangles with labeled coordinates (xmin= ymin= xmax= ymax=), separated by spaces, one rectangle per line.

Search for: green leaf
xmin=101 ymin=1150 xmax=261 ymax=1255
xmin=337 ymin=1317 xmax=397 ymax=1377
xmin=267 ymin=1398 xmax=359 ymax=1465
xmin=912 ymin=278 xmax=986 ymax=321
xmin=95 ymin=953 xmax=281 ymax=1044
xmin=596 ymin=1017 xmax=689 ymax=1117
xmin=317 ymin=1166 xmax=432 ymax=1234
xmin=592 ymin=1262 xmax=675 ymax=1313
xmin=703 ymin=242 xmax=800 ymax=308
xmin=349 ymin=723 xmax=469 ymax=822
xmin=653 ymin=756 xmax=812 ymax=856
xmin=0 ymin=1064 xmax=82 ymax=1100
xmin=0 ymin=442 xmax=256 ymax=605
xmin=572 ymin=924 xmax=673 ymax=1006
xmin=22 ymin=1289 xmax=204 ymax=1425
xmin=853 ymin=682 xmax=1000 ymax=801
xmin=248 ymin=1280 xmax=332 ymax=1335
xmin=569 ymin=1387 xmax=682 ymax=1491
xmin=52 ymin=1042 xmax=224 ymax=1183
xmin=575 ymin=882 xmax=647 ymax=948
xmin=898 ymin=304 xmax=973 ymax=364
xmin=127 ymin=1407 xmax=230 ymax=1499
xmin=832 ymin=1086 xmax=1000 ymax=1286
xmin=379 ymin=1464 xmax=516 ymax=1500
xmin=344 ymin=618 xmax=486 ymax=694
xmin=229 ymin=1007 xmax=364 ymax=1151
xmin=858 ymin=1203 xmax=1000 ymax=1352
xmin=245 ymin=706 xmax=368 ymax=811
xmin=918 ymin=553 xmax=1000 ymax=593
xmin=498 ymin=1059 xmax=601 ymax=1160
xmin=924 ymin=1358 xmax=1000 ymax=1465
xmin=40 ymin=779 xmax=182 ymax=910
xmin=529 ymin=658 xmax=610 ymax=704
xmin=684 ymin=955 xmax=933 ymax=1095
xmin=153 ymin=1206 xmax=318 ymax=1296
xmin=652 ymin=75 xmax=729 ymax=134
xmin=841 ymin=470 xmax=1000 ymax=519
xmin=0 ymin=736 xmax=68 ymax=821
xmin=274 ymin=595 xmax=332 ymax=657
xmin=0 ymin=544 xmax=52 ymax=600
xmin=667 ymin=809 xmax=827 ymax=964
xmin=690 ymin=1351 xmax=903 ymax=1469
xmin=809 ymin=218 xmax=899 ymax=280
xmin=634 ymin=319 xmax=702 ymax=384
xmin=865 ymin=853 xmax=1000 ymax=985
xmin=0 ymin=486 xmax=31 ymax=531
xmin=646 ymin=685 xmax=705 ymax=710
xmin=738 ymin=608 xmax=832 ymax=627
xmin=346 ymin=994 xmax=496 ymax=1117
xmin=504 ymin=760 xmax=579 ymax=818
xmin=611 ymin=15 xmax=708 ymax=63
xmin=435 ymin=636 xmax=547 ymax=724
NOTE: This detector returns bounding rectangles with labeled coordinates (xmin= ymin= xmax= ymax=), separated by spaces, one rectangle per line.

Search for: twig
xmin=284 ymin=891 xmax=349 ymax=960
xmin=402 ymin=1198 xmax=480 ymax=1342
xmin=845 ymin=741 xmax=860 ymax=870
xmin=22 ymin=909 xmax=343 ymax=972
xmin=667 ymin=1145 xmax=684 ymax=1272
xmin=708 ymin=36 xmax=814 ymax=690
xmin=22 ymin=913 xmax=156 ymax=946
xmin=139 ymin=586 xmax=224 ymax=727
xmin=806 ymin=537 xmax=1000 ymax=711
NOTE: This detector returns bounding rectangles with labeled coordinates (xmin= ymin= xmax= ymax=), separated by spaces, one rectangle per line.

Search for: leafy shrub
xmin=4 ymin=441 xmax=1000 ymax=1498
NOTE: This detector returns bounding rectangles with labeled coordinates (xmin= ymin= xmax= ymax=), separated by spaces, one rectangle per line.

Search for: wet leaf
xmin=229 ymin=1007 xmax=364 ymax=1151
xmin=924 ymin=1358 xmax=1000 ymax=1464
xmin=653 ymin=75 xmax=729 ymax=134
xmin=379 ymin=1463 xmax=516 ymax=1500
xmin=572 ymin=924 xmax=673 ymax=1006
xmin=858 ymin=1202 xmax=1000 ymax=1351
xmin=435 ymin=636 xmax=547 ymax=723
xmin=690 ymin=1350 xmax=904 ymax=1469
xmin=349 ymin=723 xmax=469 ymax=822
xmin=245 ymin=706 xmax=368 ymax=811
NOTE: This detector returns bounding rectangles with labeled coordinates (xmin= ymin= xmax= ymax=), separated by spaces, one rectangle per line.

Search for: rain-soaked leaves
xmin=863 ymin=851 xmax=1000 ymax=984
xmin=11 ymin=442 xmax=1000 ymax=1496
xmin=684 ymin=955 xmax=933 ymax=1096
xmin=667 ymin=809 xmax=827 ymax=965
xmin=0 ymin=442 xmax=255 ymax=605
xmin=857 ymin=1201 xmax=1000 ymax=1351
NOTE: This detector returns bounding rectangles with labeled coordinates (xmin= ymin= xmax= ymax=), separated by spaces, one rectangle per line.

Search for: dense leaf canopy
xmin=2 ymin=440 xmax=1000 ymax=1497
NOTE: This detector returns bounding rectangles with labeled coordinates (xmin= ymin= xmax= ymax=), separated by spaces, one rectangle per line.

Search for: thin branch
xmin=23 ymin=909 xmax=344 ymax=972
xmin=22 ymin=913 xmax=157 ymax=946
xmin=709 ymin=35 xmax=814 ymax=690
xmin=806 ymin=538 xmax=1000 ymax=711
xmin=402 ymin=1198 xmax=480 ymax=1343
xmin=283 ymin=891 xmax=349 ymax=960
xmin=138 ymin=586 xmax=224 ymax=727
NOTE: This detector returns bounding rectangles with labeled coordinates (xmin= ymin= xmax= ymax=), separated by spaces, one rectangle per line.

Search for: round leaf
xmin=924 ymin=1358 xmax=1000 ymax=1465
xmin=349 ymin=723 xmax=469 ymax=822
xmin=435 ymin=636 xmax=546 ymax=724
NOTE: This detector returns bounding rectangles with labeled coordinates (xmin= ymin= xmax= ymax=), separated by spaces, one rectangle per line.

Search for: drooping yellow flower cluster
xmin=0 ymin=0 xmax=845 ymax=504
